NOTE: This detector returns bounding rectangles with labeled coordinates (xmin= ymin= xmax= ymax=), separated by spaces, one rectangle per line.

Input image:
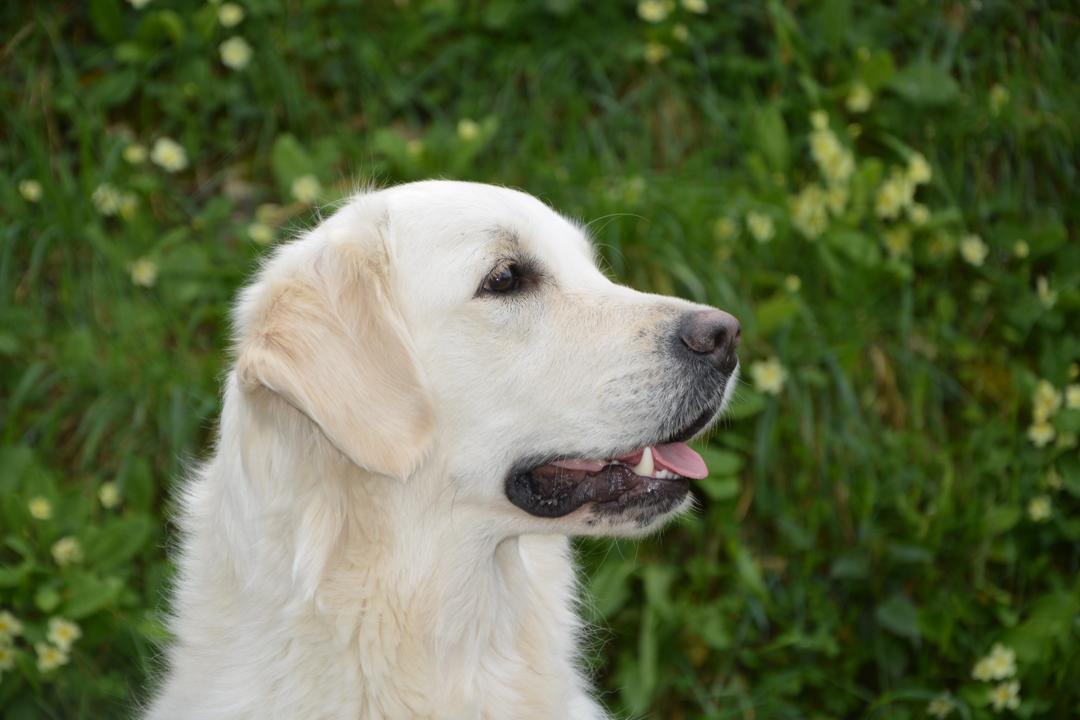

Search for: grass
xmin=1 ymin=0 xmax=1078 ymax=717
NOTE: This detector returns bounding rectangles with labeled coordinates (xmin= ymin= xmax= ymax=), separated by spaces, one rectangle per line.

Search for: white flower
xmin=19 ymin=179 xmax=43 ymax=202
xmin=92 ymin=183 xmax=123 ymax=216
xmin=845 ymin=82 xmax=872 ymax=113
xmin=637 ymin=0 xmax=670 ymax=22
xmin=247 ymin=222 xmax=274 ymax=245
xmin=220 ymin=36 xmax=253 ymax=70
xmin=1027 ymin=421 xmax=1055 ymax=448
xmin=51 ymin=536 xmax=83 ymax=566
xmin=130 ymin=258 xmax=158 ymax=288
xmin=1028 ymin=495 xmax=1051 ymax=522
xmin=959 ymin=234 xmax=988 ymax=266
xmin=751 ymin=357 xmax=787 ymax=395
xmin=0 ymin=644 xmax=15 ymax=671
xmin=926 ymin=694 xmax=954 ymax=718
xmin=35 ymin=642 xmax=69 ymax=672
xmin=875 ymin=170 xmax=915 ymax=220
xmin=151 ymin=137 xmax=188 ymax=173
xmin=1032 ymin=380 xmax=1062 ymax=422
xmin=99 ymin=482 xmax=121 ymax=509
xmin=681 ymin=0 xmax=707 ymax=13
xmin=746 ymin=211 xmax=774 ymax=243
xmin=810 ymin=110 xmax=828 ymax=130
xmin=907 ymin=152 xmax=932 ymax=185
xmin=643 ymin=42 xmax=669 ymax=64
xmin=290 ymin=174 xmax=322 ymax=204
xmin=1013 ymin=240 xmax=1029 ymax=258
xmin=0 ymin=611 xmax=23 ymax=639
xmin=988 ymin=680 xmax=1020 ymax=713
xmin=218 ymin=2 xmax=244 ymax=26
xmin=123 ymin=143 xmax=148 ymax=164
xmin=28 ymin=496 xmax=53 ymax=520
xmin=47 ymin=618 xmax=82 ymax=652
xmin=826 ymin=184 xmax=848 ymax=215
xmin=672 ymin=23 xmax=689 ymax=42
xmin=456 ymin=118 xmax=480 ymax=141
xmin=810 ymin=128 xmax=854 ymax=186
xmin=127 ymin=0 xmax=153 ymax=8
xmin=908 ymin=203 xmax=929 ymax=226
xmin=790 ymin=184 xmax=828 ymax=239
xmin=1036 ymin=276 xmax=1057 ymax=309
xmin=1066 ymin=384 xmax=1080 ymax=409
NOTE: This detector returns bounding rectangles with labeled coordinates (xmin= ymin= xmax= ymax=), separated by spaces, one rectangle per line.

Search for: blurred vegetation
xmin=2 ymin=0 xmax=1079 ymax=718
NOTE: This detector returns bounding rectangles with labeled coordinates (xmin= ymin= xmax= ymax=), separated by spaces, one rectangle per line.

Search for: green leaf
xmin=89 ymin=0 xmax=125 ymax=42
xmin=271 ymin=134 xmax=318 ymax=191
xmin=985 ymin=506 xmax=1021 ymax=535
xmin=890 ymin=60 xmax=959 ymax=106
xmin=755 ymin=294 xmax=800 ymax=335
xmin=586 ymin=558 xmax=636 ymax=620
xmin=35 ymin=586 xmax=62 ymax=613
xmin=697 ymin=476 xmax=740 ymax=501
xmin=726 ymin=388 xmax=767 ymax=420
xmin=729 ymin=539 xmax=767 ymax=599
xmin=85 ymin=515 xmax=154 ymax=571
xmin=750 ymin=104 xmax=790 ymax=172
xmin=62 ymin=572 xmax=124 ymax=619
xmin=875 ymin=593 xmax=921 ymax=641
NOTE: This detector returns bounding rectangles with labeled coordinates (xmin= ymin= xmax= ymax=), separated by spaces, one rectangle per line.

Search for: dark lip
xmin=505 ymin=463 xmax=689 ymax=519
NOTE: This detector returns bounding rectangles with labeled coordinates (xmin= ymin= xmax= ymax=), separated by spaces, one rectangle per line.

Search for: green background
xmin=2 ymin=0 xmax=1079 ymax=717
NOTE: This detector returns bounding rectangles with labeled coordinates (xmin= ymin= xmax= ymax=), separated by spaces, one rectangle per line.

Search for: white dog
xmin=147 ymin=181 xmax=740 ymax=719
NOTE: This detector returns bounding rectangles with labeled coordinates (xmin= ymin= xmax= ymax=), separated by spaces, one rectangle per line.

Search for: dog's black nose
xmin=678 ymin=310 xmax=741 ymax=373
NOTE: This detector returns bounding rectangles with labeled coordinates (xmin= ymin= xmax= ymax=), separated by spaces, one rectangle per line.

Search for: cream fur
xmin=147 ymin=181 xmax=736 ymax=719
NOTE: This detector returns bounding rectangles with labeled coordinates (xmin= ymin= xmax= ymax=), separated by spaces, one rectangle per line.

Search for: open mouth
xmin=505 ymin=423 xmax=713 ymax=520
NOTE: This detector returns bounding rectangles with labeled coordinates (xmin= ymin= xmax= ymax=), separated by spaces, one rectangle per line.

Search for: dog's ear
xmin=235 ymin=223 xmax=433 ymax=478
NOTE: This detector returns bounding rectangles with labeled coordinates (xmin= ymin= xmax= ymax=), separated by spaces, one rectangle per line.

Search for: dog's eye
xmin=482 ymin=262 xmax=522 ymax=294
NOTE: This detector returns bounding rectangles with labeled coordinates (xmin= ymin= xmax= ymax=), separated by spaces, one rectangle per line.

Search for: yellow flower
xmin=457 ymin=118 xmax=480 ymax=141
xmin=19 ymin=179 xmax=43 ymax=202
xmin=247 ymin=222 xmax=274 ymax=245
xmin=746 ymin=211 xmax=774 ymax=243
xmin=99 ymin=482 xmax=121 ymax=509
xmin=1012 ymin=240 xmax=1029 ymax=258
xmin=926 ymin=694 xmax=954 ymax=719
xmin=681 ymin=0 xmax=707 ymax=13
xmin=810 ymin=128 xmax=854 ymax=186
xmin=875 ymin=171 xmax=915 ymax=220
xmin=35 ymin=642 xmax=69 ymax=672
xmin=826 ymin=184 xmax=848 ymax=215
xmin=51 ymin=536 xmax=83 ymax=566
xmin=1032 ymin=380 xmax=1062 ymax=422
xmin=883 ymin=228 xmax=911 ymax=258
xmin=28 ymin=496 xmax=53 ymax=520
xmin=959 ymin=234 xmax=988 ymax=266
xmin=790 ymin=184 xmax=828 ymax=239
xmin=713 ymin=217 xmax=737 ymax=241
xmin=643 ymin=42 xmax=669 ymax=64
xmin=1028 ymin=495 xmax=1051 ymax=522
xmin=220 ymin=36 xmax=253 ymax=70
xmin=92 ymin=183 xmax=123 ymax=216
xmin=672 ymin=23 xmax=689 ymax=42
xmin=0 ymin=644 xmax=15 ymax=671
xmin=123 ymin=143 xmax=147 ymax=164
xmin=906 ymin=152 xmax=932 ymax=185
xmin=751 ymin=357 xmax=787 ymax=395
xmin=127 ymin=0 xmax=153 ymax=8
xmin=810 ymin=110 xmax=828 ymax=130
xmin=1065 ymin=384 xmax=1080 ymax=409
xmin=130 ymin=258 xmax=158 ymax=288
xmin=0 ymin=611 xmax=23 ymax=639
xmin=1036 ymin=276 xmax=1057 ymax=309
xmin=47 ymin=618 xmax=82 ymax=652
xmin=845 ymin=82 xmax=872 ymax=113
xmin=637 ymin=0 xmax=670 ymax=22
xmin=783 ymin=274 xmax=801 ymax=293
xmin=988 ymin=680 xmax=1020 ymax=713
xmin=151 ymin=137 xmax=188 ymax=173
xmin=218 ymin=2 xmax=244 ymax=26
xmin=1027 ymin=421 xmax=1055 ymax=448
xmin=290 ymin=174 xmax=322 ymax=204
xmin=989 ymin=83 xmax=1010 ymax=116
xmin=908 ymin=203 xmax=929 ymax=226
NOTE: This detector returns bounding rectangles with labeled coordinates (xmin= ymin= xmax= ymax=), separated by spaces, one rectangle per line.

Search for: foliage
xmin=2 ymin=0 xmax=1078 ymax=717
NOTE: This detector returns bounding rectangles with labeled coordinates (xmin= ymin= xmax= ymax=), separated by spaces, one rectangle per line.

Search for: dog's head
xmin=234 ymin=181 xmax=739 ymax=537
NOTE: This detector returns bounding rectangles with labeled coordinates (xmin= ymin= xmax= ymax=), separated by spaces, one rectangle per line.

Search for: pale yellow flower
xmin=0 ymin=644 xmax=15 ymax=671
xmin=643 ymin=42 xmax=669 ymax=64
xmin=1036 ymin=276 xmax=1057 ymax=309
xmin=35 ymin=642 xmax=69 ymax=672
xmin=826 ymin=184 xmax=848 ymax=215
xmin=990 ymin=84 xmax=1010 ymax=116
xmin=810 ymin=110 xmax=828 ymax=130
xmin=845 ymin=82 xmax=872 ymax=113
xmin=127 ymin=0 xmax=153 ymax=8
xmin=883 ymin=228 xmax=911 ymax=258
xmin=19 ymin=179 xmax=43 ymax=202
xmin=0 ymin=611 xmax=23 ymax=639
xmin=1065 ymin=384 xmax=1080 ymax=409
xmin=457 ymin=118 xmax=480 ymax=141
xmin=637 ymin=0 xmax=670 ymax=22
xmin=52 ymin=536 xmax=83 ymax=566
xmin=681 ymin=0 xmax=707 ymax=13
xmin=790 ymin=184 xmax=828 ymax=239
xmin=847 ymin=122 xmax=862 ymax=139
xmin=746 ymin=211 xmax=774 ymax=243
xmin=926 ymin=694 xmax=954 ymax=718
xmin=1032 ymin=380 xmax=1062 ymax=422
xmin=1027 ymin=421 xmax=1055 ymax=448
xmin=783 ymin=274 xmax=801 ymax=293
xmin=1045 ymin=468 xmax=1062 ymax=490
xmin=92 ymin=183 xmax=123 ymax=216
xmin=123 ymin=143 xmax=147 ymax=164
xmin=151 ymin=137 xmax=188 ymax=173
xmin=959 ymin=234 xmax=988 ymax=266
xmin=130 ymin=257 xmax=158 ymax=288
xmin=713 ymin=217 xmax=737 ymax=241
xmin=47 ymin=618 xmax=81 ymax=652
xmin=290 ymin=174 xmax=322 ymax=204
xmin=220 ymin=36 xmax=253 ymax=70
xmin=28 ymin=496 xmax=53 ymax=520
xmin=908 ymin=203 xmax=929 ymax=226
xmin=988 ymin=680 xmax=1020 ymax=712
xmin=218 ymin=2 xmax=244 ymax=26
xmin=247 ymin=222 xmax=274 ymax=245
xmin=99 ymin=482 xmax=121 ymax=509
xmin=875 ymin=171 xmax=915 ymax=220
xmin=672 ymin=23 xmax=689 ymax=42
xmin=810 ymin=128 xmax=854 ymax=186
xmin=750 ymin=357 xmax=787 ymax=395
xmin=1028 ymin=495 xmax=1051 ymax=522
xmin=1013 ymin=240 xmax=1029 ymax=258
xmin=907 ymin=152 xmax=932 ymax=185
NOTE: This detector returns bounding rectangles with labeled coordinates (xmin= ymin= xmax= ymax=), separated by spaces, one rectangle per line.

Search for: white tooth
xmin=632 ymin=447 xmax=654 ymax=476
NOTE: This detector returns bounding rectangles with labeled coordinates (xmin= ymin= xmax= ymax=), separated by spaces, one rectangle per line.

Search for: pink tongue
xmin=551 ymin=442 xmax=709 ymax=480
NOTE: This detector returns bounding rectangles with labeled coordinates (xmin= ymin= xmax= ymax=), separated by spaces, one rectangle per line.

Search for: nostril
xmin=678 ymin=310 xmax=741 ymax=367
